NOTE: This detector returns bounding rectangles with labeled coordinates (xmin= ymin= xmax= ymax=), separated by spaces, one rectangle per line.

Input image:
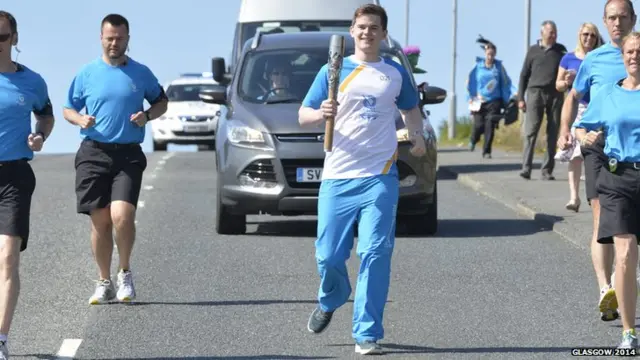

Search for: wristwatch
xmin=408 ymin=129 xmax=422 ymax=138
xmin=144 ymin=110 xmax=151 ymax=121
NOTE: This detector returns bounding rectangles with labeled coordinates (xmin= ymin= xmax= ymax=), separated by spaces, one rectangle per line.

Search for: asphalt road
xmin=4 ymin=151 xmax=635 ymax=359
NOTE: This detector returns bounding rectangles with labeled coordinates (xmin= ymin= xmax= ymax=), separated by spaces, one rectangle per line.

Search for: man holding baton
xmin=298 ymin=4 xmax=425 ymax=355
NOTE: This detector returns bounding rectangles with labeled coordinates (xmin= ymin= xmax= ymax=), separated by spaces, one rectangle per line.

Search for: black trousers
xmin=581 ymin=135 xmax=607 ymax=201
xmin=74 ymin=139 xmax=147 ymax=215
xmin=470 ymin=100 xmax=503 ymax=155
xmin=0 ymin=160 xmax=36 ymax=252
xmin=596 ymin=161 xmax=640 ymax=244
xmin=522 ymin=87 xmax=564 ymax=175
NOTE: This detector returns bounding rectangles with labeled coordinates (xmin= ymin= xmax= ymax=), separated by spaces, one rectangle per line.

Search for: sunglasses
xmin=0 ymin=33 xmax=11 ymax=42
xmin=582 ymin=32 xmax=596 ymax=38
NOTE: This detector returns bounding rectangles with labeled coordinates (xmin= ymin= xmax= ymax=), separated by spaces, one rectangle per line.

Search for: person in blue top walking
xmin=465 ymin=40 xmax=514 ymax=158
xmin=0 ymin=11 xmax=55 ymax=360
xmin=62 ymin=14 xmax=168 ymax=306
xmin=558 ymin=0 xmax=635 ymax=324
xmin=573 ymin=31 xmax=640 ymax=351
xmin=554 ymin=22 xmax=603 ymax=212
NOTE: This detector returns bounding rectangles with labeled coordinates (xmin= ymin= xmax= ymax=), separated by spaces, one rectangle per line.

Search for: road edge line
xmin=438 ymin=167 xmax=588 ymax=251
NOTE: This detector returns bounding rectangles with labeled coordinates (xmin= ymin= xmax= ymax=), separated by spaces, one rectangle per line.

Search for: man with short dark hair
xmin=518 ymin=20 xmax=567 ymax=180
xmin=298 ymin=3 xmax=425 ymax=355
xmin=0 ymin=10 xmax=55 ymax=359
xmin=63 ymin=13 xmax=168 ymax=305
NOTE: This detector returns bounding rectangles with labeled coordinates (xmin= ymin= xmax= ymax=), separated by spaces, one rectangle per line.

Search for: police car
xmin=151 ymin=73 xmax=222 ymax=151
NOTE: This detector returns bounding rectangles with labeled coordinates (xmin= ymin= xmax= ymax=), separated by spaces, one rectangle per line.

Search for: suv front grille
xmin=275 ymin=133 xmax=324 ymax=143
xmin=180 ymin=115 xmax=215 ymax=122
xmin=241 ymin=160 xmax=277 ymax=182
xmin=281 ymin=158 xmax=324 ymax=189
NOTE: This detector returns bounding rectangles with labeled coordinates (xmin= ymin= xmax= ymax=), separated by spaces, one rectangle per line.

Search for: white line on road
xmin=138 ymin=201 xmax=145 ymax=208
xmin=56 ymin=338 xmax=82 ymax=359
xmin=161 ymin=152 xmax=176 ymax=161
xmin=143 ymin=185 xmax=153 ymax=190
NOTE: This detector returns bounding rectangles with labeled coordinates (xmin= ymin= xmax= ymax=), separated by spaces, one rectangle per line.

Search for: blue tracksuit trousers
xmin=315 ymin=164 xmax=399 ymax=342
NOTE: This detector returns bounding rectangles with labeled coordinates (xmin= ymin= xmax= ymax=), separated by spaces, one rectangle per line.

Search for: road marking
xmin=143 ymin=185 xmax=153 ymax=190
xmin=161 ymin=152 xmax=176 ymax=161
xmin=56 ymin=338 xmax=82 ymax=359
xmin=138 ymin=201 xmax=145 ymax=208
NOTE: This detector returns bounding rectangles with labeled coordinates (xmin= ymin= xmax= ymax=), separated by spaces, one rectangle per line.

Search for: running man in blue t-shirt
xmin=558 ymin=0 xmax=635 ymax=324
xmin=573 ymin=31 xmax=640 ymax=350
xmin=62 ymin=14 xmax=168 ymax=306
xmin=0 ymin=11 xmax=55 ymax=359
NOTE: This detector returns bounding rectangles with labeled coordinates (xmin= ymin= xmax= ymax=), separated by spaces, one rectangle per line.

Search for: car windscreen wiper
xmin=264 ymin=98 xmax=299 ymax=104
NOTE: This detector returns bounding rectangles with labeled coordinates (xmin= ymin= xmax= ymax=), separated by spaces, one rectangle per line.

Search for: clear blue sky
xmin=4 ymin=0 xmax=618 ymax=153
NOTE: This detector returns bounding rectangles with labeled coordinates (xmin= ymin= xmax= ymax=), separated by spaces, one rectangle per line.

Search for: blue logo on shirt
xmin=360 ymin=95 xmax=378 ymax=122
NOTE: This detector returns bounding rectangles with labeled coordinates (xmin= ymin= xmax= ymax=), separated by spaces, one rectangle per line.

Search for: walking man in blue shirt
xmin=62 ymin=14 xmax=168 ymax=305
xmin=558 ymin=0 xmax=635 ymax=323
xmin=0 ymin=10 xmax=54 ymax=359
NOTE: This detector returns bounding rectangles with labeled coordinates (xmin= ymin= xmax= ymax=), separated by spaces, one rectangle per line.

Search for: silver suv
xmin=199 ymin=31 xmax=446 ymax=235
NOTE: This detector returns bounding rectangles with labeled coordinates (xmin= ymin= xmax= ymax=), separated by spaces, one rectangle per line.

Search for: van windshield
xmin=166 ymin=84 xmax=219 ymax=102
xmin=240 ymin=21 xmax=352 ymax=46
xmin=238 ymin=47 xmax=409 ymax=104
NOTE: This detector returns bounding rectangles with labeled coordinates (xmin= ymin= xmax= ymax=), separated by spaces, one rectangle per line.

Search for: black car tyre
xmin=404 ymin=182 xmax=438 ymax=236
xmin=215 ymin=180 xmax=246 ymax=235
xmin=153 ymin=141 xmax=167 ymax=151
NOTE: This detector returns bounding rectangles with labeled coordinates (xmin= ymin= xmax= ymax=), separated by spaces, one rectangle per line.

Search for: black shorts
xmin=581 ymin=136 xmax=607 ymax=202
xmin=595 ymin=162 xmax=640 ymax=245
xmin=74 ymin=139 xmax=147 ymax=215
xmin=0 ymin=160 xmax=36 ymax=252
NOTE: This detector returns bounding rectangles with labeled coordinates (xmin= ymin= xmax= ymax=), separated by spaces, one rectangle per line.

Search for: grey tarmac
xmin=3 ymin=151 xmax=635 ymax=359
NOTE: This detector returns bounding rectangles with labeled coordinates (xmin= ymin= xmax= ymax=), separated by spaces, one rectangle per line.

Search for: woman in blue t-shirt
xmin=554 ymin=22 xmax=603 ymax=212
xmin=573 ymin=31 xmax=640 ymax=350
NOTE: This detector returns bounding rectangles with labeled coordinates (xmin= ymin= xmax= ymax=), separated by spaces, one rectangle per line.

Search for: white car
xmin=151 ymin=73 xmax=222 ymax=151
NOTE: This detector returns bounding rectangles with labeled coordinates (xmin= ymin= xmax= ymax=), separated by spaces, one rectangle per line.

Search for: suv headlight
xmin=227 ymin=123 xmax=271 ymax=149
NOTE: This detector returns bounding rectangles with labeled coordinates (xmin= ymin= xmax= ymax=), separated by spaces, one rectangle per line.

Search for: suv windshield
xmin=238 ymin=47 xmax=408 ymax=104
xmin=166 ymin=84 xmax=219 ymax=102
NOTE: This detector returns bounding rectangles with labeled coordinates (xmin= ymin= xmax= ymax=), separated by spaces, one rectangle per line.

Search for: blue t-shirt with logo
xmin=0 ymin=63 xmax=52 ymax=161
xmin=64 ymin=57 xmax=164 ymax=144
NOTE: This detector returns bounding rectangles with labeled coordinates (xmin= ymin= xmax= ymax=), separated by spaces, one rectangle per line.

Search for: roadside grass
xmin=437 ymin=113 xmax=548 ymax=154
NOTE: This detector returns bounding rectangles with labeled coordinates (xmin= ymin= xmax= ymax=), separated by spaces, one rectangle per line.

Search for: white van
xmin=229 ymin=0 xmax=380 ymax=70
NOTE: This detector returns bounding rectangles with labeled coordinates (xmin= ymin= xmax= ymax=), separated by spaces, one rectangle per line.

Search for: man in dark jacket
xmin=517 ymin=20 xmax=567 ymax=180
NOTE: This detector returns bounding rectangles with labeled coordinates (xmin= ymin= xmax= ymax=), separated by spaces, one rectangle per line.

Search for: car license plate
xmin=296 ymin=168 xmax=322 ymax=182
xmin=183 ymin=124 xmax=208 ymax=133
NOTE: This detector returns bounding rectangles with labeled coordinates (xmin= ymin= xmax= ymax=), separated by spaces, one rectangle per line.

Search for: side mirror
xmin=212 ymin=57 xmax=226 ymax=84
xmin=199 ymin=85 xmax=227 ymax=105
xmin=420 ymin=85 xmax=447 ymax=105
